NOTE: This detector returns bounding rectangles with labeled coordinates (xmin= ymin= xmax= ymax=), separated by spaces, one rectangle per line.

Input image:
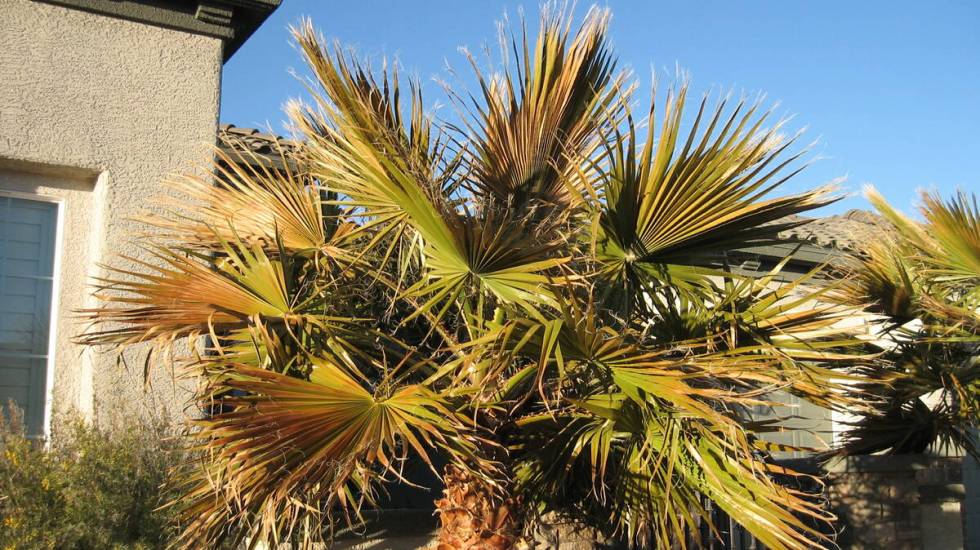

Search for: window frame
xmin=0 ymin=189 xmax=64 ymax=440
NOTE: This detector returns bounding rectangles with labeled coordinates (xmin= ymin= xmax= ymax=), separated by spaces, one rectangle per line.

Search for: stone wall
xmin=820 ymin=455 xmax=966 ymax=550
xmin=965 ymin=457 xmax=980 ymax=550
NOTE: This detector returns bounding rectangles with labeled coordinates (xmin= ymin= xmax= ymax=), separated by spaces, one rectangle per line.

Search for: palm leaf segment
xmin=147 ymin=144 xmax=338 ymax=256
xmin=177 ymin=356 xmax=468 ymax=548
xmin=868 ymin=187 xmax=980 ymax=295
xmin=465 ymin=6 xmax=622 ymax=208
xmin=595 ymin=84 xmax=836 ymax=311
xmin=79 ymin=237 xmax=299 ymax=348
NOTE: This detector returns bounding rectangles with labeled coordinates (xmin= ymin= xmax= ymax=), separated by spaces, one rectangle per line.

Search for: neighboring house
xmin=0 ymin=0 xmax=280 ymax=436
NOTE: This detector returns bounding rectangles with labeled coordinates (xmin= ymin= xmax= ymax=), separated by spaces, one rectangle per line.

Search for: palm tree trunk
xmin=431 ymin=465 xmax=519 ymax=550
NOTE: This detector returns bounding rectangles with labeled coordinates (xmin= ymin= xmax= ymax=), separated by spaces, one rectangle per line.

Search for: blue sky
xmin=220 ymin=1 xmax=979 ymax=215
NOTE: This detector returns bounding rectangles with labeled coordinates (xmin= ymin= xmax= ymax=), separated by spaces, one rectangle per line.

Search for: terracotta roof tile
xmin=218 ymin=124 xmax=299 ymax=156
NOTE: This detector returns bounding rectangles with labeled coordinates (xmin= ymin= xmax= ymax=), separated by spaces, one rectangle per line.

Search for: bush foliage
xmin=0 ymin=403 xmax=182 ymax=550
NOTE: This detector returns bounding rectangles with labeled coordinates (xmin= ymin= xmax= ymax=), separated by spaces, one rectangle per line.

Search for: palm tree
xmin=80 ymin=6 xmax=873 ymax=549
xmin=826 ymin=188 xmax=980 ymax=459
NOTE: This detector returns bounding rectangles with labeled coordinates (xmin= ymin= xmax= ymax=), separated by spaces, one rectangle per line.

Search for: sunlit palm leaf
xmin=869 ymin=187 xmax=980 ymax=293
xmin=290 ymin=24 xmax=570 ymax=318
xmin=918 ymin=191 xmax=980 ymax=287
xmin=146 ymin=142 xmax=341 ymax=256
xmin=176 ymin=358 xmax=462 ymax=548
xmin=595 ymin=84 xmax=837 ymax=310
xmin=831 ymin=237 xmax=920 ymax=325
xmin=291 ymin=19 xmax=448 ymax=248
xmin=463 ymin=5 xmax=624 ymax=208
xmin=78 ymin=238 xmax=302 ymax=348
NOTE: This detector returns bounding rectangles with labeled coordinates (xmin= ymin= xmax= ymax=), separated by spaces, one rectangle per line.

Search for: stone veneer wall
xmin=962 ymin=437 xmax=980 ymax=549
xmin=819 ymin=455 xmax=967 ymax=550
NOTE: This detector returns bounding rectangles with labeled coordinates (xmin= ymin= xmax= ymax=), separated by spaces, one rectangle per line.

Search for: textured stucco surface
xmin=0 ymin=0 xmax=222 ymax=427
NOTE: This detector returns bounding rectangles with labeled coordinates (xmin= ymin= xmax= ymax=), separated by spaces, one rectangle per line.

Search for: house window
xmin=752 ymin=391 xmax=834 ymax=458
xmin=0 ymin=196 xmax=58 ymax=436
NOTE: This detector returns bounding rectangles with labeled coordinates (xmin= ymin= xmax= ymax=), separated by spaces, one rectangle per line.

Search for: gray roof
xmin=777 ymin=210 xmax=886 ymax=253
xmin=216 ymin=125 xmax=883 ymax=254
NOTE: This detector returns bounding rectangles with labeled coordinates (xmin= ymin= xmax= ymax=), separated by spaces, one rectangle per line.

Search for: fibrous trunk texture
xmin=431 ymin=465 xmax=519 ymax=550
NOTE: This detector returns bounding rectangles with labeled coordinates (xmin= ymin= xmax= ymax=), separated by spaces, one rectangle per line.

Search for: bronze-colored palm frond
xmin=463 ymin=5 xmax=624 ymax=208
xmin=293 ymin=18 xmax=439 ymax=183
xmin=146 ymin=143 xmax=337 ymax=256
xmin=78 ymin=238 xmax=297 ymax=349
xmin=176 ymin=357 xmax=468 ymax=548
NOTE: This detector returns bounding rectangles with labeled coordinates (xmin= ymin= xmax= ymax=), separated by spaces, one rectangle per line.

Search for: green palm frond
xmin=919 ymin=191 xmax=980 ymax=286
xmin=513 ymin=390 xmax=834 ymax=550
xmin=595 ymin=84 xmax=837 ymax=309
xmin=290 ymin=24 xmax=572 ymax=318
xmin=290 ymin=18 xmax=455 ymax=270
xmin=832 ymin=237 xmax=920 ymax=325
xmin=868 ymin=187 xmax=980 ymax=292
xmin=293 ymin=18 xmax=439 ymax=184
xmin=477 ymin=290 xmax=856 ymax=547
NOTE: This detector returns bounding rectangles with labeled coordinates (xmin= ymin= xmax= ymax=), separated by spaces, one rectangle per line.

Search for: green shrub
xmin=0 ymin=403 xmax=184 ymax=550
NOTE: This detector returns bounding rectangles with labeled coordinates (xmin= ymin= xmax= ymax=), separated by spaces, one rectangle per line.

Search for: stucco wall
xmin=0 ymin=0 xmax=222 ymax=428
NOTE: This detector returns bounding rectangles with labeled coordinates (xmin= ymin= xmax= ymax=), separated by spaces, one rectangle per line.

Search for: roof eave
xmin=33 ymin=0 xmax=280 ymax=63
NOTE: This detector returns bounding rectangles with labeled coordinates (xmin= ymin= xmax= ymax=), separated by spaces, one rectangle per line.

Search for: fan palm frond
xmin=78 ymin=237 xmax=307 ymax=348
xmin=146 ymin=142 xmax=343 ymax=256
xmin=867 ymin=187 xmax=980 ymax=292
xmin=176 ymin=356 xmax=469 ymax=548
xmin=595 ymin=85 xmax=837 ymax=312
xmin=464 ymin=5 xmax=624 ymax=208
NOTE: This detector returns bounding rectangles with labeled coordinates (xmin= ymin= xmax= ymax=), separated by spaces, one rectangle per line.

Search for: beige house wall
xmin=0 ymin=0 xmax=223 ymax=431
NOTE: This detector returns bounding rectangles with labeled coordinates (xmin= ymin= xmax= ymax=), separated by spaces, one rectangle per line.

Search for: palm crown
xmin=828 ymin=188 xmax=980 ymax=460
xmin=80 ymin=6 xmax=881 ymax=549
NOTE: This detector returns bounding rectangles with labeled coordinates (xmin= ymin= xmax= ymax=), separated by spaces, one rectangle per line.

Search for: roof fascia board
xmin=32 ymin=0 xmax=278 ymax=61
xmin=736 ymin=242 xmax=843 ymax=265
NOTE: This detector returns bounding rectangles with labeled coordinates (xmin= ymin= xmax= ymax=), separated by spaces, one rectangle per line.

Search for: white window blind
xmin=0 ymin=196 xmax=57 ymax=435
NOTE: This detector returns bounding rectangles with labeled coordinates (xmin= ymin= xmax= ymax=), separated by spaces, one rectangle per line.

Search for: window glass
xmin=0 ymin=196 xmax=57 ymax=435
